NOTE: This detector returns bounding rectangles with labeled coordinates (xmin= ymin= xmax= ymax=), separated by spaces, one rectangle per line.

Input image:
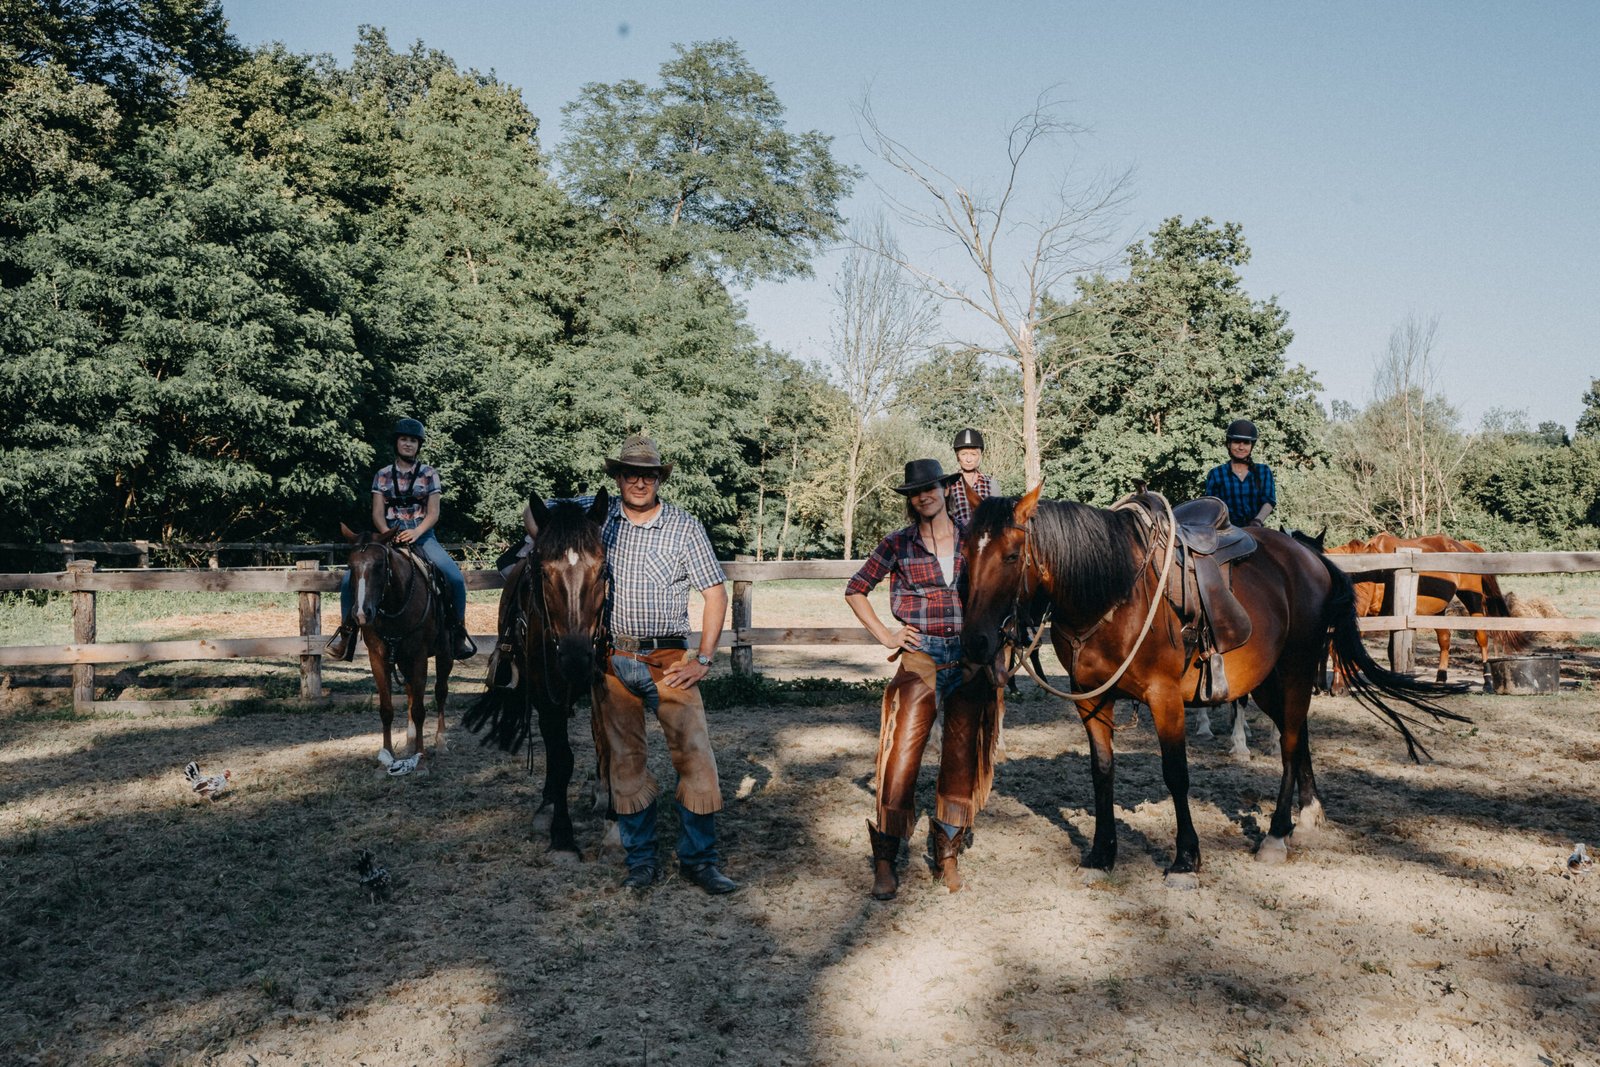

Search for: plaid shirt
xmin=585 ymin=498 xmax=725 ymax=638
xmin=845 ymin=522 xmax=966 ymax=638
xmin=945 ymin=472 xmax=999 ymax=527
xmin=372 ymin=463 xmax=442 ymax=527
xmin=1203 ymin=462 xmax=1276 ymax=527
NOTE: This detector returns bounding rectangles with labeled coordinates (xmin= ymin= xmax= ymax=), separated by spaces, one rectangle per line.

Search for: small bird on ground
xmin=183 ymin=761 xmax=231 ymax=800
xmin=355 ymin=849 xmax=390 ymax=901
xmin=1569 ymin=843 xmax=1592 ymax=873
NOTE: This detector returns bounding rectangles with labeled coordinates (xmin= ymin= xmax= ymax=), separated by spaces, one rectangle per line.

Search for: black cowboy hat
xmin=893 ymin=458 xmax=960 ymax=495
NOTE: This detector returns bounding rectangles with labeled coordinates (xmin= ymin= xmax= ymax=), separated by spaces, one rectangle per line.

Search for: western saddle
xmin=1164 ymin=497 xmax=1257 ymax=702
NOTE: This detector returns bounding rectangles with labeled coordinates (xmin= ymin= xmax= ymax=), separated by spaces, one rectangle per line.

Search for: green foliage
xmin=1577 ymin=378 xmax=1600 ymax=440
xmin=1037 ymin=217 xmax=1322 ymax=510
xmin=558 ymin=39 xmax=859 ymax=285
xmin=1459 ymin=433 xmax=1600 ymax=545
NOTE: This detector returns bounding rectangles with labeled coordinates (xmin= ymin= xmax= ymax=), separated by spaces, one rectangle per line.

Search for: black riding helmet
xmin=1225 ymin=419 xmax=1258 ymax=443
xmin=952 ymin=427 xmax=985 ymax=451
xmin=393 ymin=417 xmax=426 ymax=458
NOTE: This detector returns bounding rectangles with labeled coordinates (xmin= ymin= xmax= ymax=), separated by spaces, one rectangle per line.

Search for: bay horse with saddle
xmin=464 ymin=492 xmax=610 ymax=854
xmin=338 ymin=523 xmax=458 ymax=769
xmin=960 ymin=487 xmax=1469 ymax=883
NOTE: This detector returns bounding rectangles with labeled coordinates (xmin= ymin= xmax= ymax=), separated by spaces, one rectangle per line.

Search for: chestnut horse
xmin=339 ymin=524 xmax=454 ymax=767
xmin=1326 ymin=533 xmax=1531 ymax=682
xmin=464 ymin=492 xmax=609 ymax=854
xmin=960 ymin=488 xmax=1468 ymax=882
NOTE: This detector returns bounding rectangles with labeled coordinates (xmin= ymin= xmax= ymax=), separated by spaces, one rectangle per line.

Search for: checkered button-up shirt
xmin=945 ymin=473 xmax=998 ymax=527
xmin=596 ymin=499 xmax=725 ymax=639
xmin=845 ymin=521 xmax=966 ymax=638
xmin=1203 ymin=462 xmax=1276 ymax=528
xmin=372 ymin=463 xmax=442 ymax=527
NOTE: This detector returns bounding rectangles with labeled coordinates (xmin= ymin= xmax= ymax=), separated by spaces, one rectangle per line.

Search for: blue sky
xmin=226 ymin=1 xmax=1598 ymax=431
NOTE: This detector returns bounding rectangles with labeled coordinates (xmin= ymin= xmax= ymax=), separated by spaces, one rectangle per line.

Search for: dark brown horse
xmin=960 ymin=488 xmax=1468 ymax=882
xmin=1326 ymin=532 xmax=1532 ymax=682
xmin=339 ymin=523 xmax=454 ymax=769
xmin=464 ymin=491 xmax=609 ymax=854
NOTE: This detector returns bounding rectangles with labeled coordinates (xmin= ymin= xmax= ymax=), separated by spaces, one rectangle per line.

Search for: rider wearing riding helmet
xmin=1203 ymin=418 xmax=1276 ymax=528
xmin=326 ymin=418 xmax=477 ymax=660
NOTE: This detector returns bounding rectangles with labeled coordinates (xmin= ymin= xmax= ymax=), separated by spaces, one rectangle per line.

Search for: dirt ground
xmin=3 ymin=661 xmax=1598 ymax=1066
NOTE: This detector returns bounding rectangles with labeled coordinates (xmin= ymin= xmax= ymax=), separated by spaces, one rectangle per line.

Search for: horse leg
xmin=371 ymin=639 xmax=396 ymax=761
xmin=432 ymin=653 xmax=451 ymax=754
xmin=535 ymin=703 xmax=579 ymax=855
xmin=1150 ymin=691 xmax=1200 ymax=879
xmin=1193 ymin=705 xmax=1214 ymax=739
xmin=1436 ymin=628 xmax=1451 ymax=684
xmin=1227 ymin=698 xmax=1251 ymax=762
xmin=1077 ymin=698 xmax=1118 ymax=874
xmin=589 ymin=681 xmax=612 ymax=816
xmin=405 ymin=647 xmax=428 ymax=761
xmin=1254 ymin=666 xmax=1319 ymax=861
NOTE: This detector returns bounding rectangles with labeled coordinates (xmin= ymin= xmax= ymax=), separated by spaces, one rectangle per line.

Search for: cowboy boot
xmin=326 ymin=624 xmax=357 ymax=662
xmin=930 ymin=822 xmax=966 ymax=893
xmin=868 ymin=821 xmax=900 ymax=901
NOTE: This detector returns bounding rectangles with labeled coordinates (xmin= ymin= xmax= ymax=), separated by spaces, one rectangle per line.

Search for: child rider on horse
xmin=327 ymin=418 xmax=477 ymax=661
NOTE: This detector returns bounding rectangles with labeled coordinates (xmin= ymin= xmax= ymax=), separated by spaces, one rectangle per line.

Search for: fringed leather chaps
xmin=874 ymin=651 xmax=993 ymax=837
xmin=596 ymin=649 xmax=723 ymax=817
xmin=936 ymin=674 xmax=1005 ymax=829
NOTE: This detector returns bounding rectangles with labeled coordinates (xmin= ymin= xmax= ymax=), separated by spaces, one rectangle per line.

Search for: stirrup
xmin=491 ymin=644 xmax=519 ymax=689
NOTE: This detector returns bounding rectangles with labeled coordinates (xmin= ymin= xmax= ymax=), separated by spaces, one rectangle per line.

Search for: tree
xmin=558 ymin=39 xmax=858 ymax=285
xmin=1576 ymin=377 xmax=1600 ymax=440
xmin=827 ymin=218 xmax=937 ymax=557
xmin=857 ymin=94 xmax=1134 ymax=485
xmin=1038 ymin=218 xmax=1319 ymax=508
xmin=897 ymin=347 xmax=1024 ymax=491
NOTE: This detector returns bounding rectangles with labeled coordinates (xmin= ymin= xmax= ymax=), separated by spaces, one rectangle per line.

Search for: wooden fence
xmin=2 ymin=550 xmax=1598 ymax=713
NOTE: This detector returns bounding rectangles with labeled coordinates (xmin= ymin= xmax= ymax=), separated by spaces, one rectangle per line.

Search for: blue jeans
xmin=340 ymin=527 xmax=467 ymax=624
xmin=609 ymin=653 xmax=719 ymax=869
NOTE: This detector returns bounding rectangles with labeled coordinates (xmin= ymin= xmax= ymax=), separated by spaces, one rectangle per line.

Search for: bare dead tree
xmin=830 ymin=215 xmax=938 ymax=557
xmin=856 ymin=93 xmax=1135 ymax=485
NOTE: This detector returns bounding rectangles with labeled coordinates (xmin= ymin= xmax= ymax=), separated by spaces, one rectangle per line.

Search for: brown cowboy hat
xmin=603 ymin=434 xmax=673 ymax=481
xmin=892 ymin=458 xmax=960 ymax=495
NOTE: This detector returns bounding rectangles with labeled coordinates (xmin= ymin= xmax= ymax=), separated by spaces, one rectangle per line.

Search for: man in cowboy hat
xmin=1203 ymin=418 xmax=1276 ymax=528
xmin=593 ymin=434 xmax=738 ymax=895
xmin=945 ymin=427 xmax=999 ymax=528
xmin=845 ymin=458 xmax=982 ymax=899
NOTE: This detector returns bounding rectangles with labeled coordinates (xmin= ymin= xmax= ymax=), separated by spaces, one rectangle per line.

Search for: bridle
xmin=355 ymin=541 xmax=433 ymax=648
xmin=992 ymin=492 xmax=1178 ymax=702
xmin=520 ymin=550 xmax=608 ymax=711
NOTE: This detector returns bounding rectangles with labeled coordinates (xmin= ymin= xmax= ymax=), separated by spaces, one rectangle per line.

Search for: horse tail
xmin=462 ymin=681 xmax=533 ymax=756
xmin=1480 ymin=573 xmax=1535 ymax=654
xmin=1315 ymin=550 xmax=1471 ymax=762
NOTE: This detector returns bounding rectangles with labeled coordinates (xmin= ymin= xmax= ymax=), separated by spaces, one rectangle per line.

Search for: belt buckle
xmin=613 ymin=634 xmax=641 ymax=653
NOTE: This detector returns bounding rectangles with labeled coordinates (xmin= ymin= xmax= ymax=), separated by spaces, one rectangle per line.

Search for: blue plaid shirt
xmin=1202 ymin=462 xmax=1276 ymax=527
xmin=585 ymin=498 xmax=725 ymax=638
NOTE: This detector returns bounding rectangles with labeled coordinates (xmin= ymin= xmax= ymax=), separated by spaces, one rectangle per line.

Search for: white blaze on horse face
xmin=977 ymin=533 xmax=990 ymax=555
xmin=356 ymin=575 xmax=368 ymax=624
xmin=566 ymin=548 xmax=579 ymax=567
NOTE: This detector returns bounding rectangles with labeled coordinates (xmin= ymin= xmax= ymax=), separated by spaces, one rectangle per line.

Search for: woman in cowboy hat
xmin=844 ymin=458 xmax=980 ymax=899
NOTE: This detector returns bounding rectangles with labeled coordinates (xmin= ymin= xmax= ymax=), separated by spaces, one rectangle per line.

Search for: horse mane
xmin=970 ymin=496 xmax=1143 ymax=619
xmin=533 ymin=499 xmax=603 ymax=559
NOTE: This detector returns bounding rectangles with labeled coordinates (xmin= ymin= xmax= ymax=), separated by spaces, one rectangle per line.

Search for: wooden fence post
xmin=731 ymin=554 xmax=754 ymax=677
xmin=296 ymin=559 xmax=325 ymax=701
xmin=1389 ymin=547 xmax=1420 ymax=674
xmin=135 ymin=539 xmax=151 ymax=568
xmin=68 ymin=560 xmax=96 ymax=711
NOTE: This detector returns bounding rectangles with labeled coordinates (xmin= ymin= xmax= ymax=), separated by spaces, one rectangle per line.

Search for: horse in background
xmin=339 ymin=523 xmax=454 ymax=769
xmin=464 ymin=491 xmax=610 ymax=855
xmin=961 ymin=488 xmax=1468 ymax=883
xmin=1326 ymin=532 xmax=1533 ymax=683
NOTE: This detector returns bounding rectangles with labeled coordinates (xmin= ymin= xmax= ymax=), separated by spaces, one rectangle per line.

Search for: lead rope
xmin=1011 ymin=492 xmax=1179 ymax=702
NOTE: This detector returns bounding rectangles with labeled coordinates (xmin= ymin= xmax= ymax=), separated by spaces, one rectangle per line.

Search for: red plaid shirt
xmin=845 ymin=521 xmax=966 ymax=637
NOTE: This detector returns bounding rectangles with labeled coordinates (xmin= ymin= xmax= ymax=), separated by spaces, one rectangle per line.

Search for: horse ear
xmin=340 ymin=522 xmax=359 ymax=544
xmin=1015 ymin=483 xmax=1044 ymax=525
xmin=961 ymin=477 xmax=980 ymax=516
xmin=376 ymin=527 xmax=400 ymax=544
xmin=587 ymin=486 xmax=610 ymax=522
xmin=525 ymin=495 xmax=551 ymax=538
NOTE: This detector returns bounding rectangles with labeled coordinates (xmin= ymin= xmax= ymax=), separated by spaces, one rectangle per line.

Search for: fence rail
xmin=2 ymin=549 xmax=1597 ymax=712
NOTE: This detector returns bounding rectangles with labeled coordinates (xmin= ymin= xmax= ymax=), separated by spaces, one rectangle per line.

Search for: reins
xmin=1006 ymin=492 xmax=1178 ymax=702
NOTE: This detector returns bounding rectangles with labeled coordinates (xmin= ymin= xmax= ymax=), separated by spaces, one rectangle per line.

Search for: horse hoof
xmin=1229 ymin=746 xmax=1252 ymax=764
xmin=1079 ymin=867 xmax=1111 ymax=885
xmin=1256 ymin=835 xmax=1289 ymax=863
xmin=546 ymin=847 xmax=581 ymax=865
xmin=1163 ymin=871 xmax=1200 ymax=891
xmin=1196 ymin=726 xmax=1214 ymax=740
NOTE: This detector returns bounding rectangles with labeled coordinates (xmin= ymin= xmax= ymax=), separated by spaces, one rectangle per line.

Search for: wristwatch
xmin=695 ymin=654 xmax=713 ymax=667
